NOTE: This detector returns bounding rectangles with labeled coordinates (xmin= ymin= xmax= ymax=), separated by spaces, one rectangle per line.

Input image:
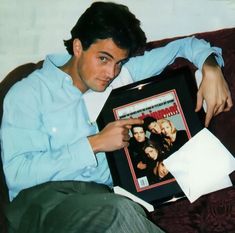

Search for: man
xmin=143 ymin=116 xmax=170 ymax=154
xmin=128 ymin=125 xmax=148 ymax=178
xmin=0 ymin=2 xmax=233 ymax=233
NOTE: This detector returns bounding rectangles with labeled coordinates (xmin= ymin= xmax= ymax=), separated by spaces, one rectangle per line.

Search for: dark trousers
xmin=5 ymin=181 xmax=164 ymax=233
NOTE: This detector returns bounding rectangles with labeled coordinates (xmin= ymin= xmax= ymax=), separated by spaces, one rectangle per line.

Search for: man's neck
xmin=59 ymin=56 xmax=87 ymax=92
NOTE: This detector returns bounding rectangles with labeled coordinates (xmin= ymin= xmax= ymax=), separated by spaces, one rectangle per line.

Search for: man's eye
xmin=100 ymin=56 xmax=108 ymax=62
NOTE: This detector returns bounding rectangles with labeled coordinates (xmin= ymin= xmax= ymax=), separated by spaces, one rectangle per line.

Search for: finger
xmin=122 ymin=134 xmax=130 ymax=142
xmin=122 ymin=127 xmax=130 ymax=135
xmin=125 ymin=124 xmax=132 ymax=130
xmin=213 ymin=102 xmax=226 ymax=116
xmin=195 ymin=91 xmax=203 ymax=112
xmin=205 ymin=106 xmax=214 ymax=127
xmin=122 ymin=141 xmax=129 ymax=148
xmin=214 ymin=94 xmax=233 ymax=115
xmin=223 ymin=96 xmax=233 ymax=112
xmin=118 ymin=118 xmax=143 ymax=126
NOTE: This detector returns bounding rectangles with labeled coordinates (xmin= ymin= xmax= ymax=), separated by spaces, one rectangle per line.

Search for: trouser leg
xmin=41 ymin=192 xmax=164 ymax=233
xmin=6 ymin=181 xmax=165 ymax=233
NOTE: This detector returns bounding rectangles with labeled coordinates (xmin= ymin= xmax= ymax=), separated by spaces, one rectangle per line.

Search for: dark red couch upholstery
xmin=147 ymin=28 xmax=235 ymax=233
xmin=0 ymin=28 xmax=234 ymax=233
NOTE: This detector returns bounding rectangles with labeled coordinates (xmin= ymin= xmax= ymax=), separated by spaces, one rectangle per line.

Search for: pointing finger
xmin=117 ymin=118 xmax=143 ymax=126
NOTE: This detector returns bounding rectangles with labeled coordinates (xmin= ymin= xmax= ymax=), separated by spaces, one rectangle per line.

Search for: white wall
xmin=0 ymin=0 xmax=235 ymax=81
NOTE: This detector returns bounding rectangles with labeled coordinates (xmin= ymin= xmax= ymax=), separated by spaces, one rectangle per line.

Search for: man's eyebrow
xmin=99 ymin=51 xmax=129 ymax=64
xmin=99 ymin=51 xmax=114 ymax=59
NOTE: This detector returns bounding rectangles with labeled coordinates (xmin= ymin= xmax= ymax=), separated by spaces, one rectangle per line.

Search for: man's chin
xmin=91 ymin=85 xmax=109 ymax=92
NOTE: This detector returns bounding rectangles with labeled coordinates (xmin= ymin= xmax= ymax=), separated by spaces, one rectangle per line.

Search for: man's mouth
xmin=98 ymin=78 xmax=111 ymax=86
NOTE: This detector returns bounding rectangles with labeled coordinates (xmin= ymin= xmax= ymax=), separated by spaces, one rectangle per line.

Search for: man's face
xmin=76 ymin=38 xmax=128 ymax=93
xmin=148 ymin=121 xmax=161 ymax=134
xmin=132 ymin=127 xmax=145 ymax=142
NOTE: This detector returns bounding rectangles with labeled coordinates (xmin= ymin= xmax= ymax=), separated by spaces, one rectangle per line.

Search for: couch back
xmin=146 ymin=27 xmax=235 ymax=156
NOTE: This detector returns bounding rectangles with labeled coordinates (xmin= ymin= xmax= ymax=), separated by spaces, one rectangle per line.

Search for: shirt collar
xmin=40 ymin=54 xmax=133 ymax=123
xmin=41 ymin=53 xmax=73 ymax=88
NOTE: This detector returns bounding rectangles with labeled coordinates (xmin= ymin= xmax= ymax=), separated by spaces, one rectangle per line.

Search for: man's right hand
xmin=88 ymin=118 xmax=143 ymax=153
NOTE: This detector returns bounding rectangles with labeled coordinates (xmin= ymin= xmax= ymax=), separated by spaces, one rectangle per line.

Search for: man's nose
xmin=107 ymin=69 xmax=115 ymax=79
xmin=106 ymin=65 xmax=117 ymax=79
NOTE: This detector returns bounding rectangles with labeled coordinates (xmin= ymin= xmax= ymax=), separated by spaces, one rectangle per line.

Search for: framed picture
xmin=97 ymin=66 xmax=205 ymax=206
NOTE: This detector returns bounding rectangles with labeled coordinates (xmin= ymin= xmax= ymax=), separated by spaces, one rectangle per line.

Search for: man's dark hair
xmin=130 ymin=124 xmax=145 ymax=134
xmin=143 ymin=116 xmax=157 ymax=131
xmin=64 ymin=1 xmax=146 ymax=56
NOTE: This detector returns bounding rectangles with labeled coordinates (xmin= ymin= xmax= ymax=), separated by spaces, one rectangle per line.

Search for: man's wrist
xmin=203 ymin=54 xmax=219 ymax=68
xmin=88 ymin=134 xmax=102 ymax=154
xmin=202 ymin=54 xmax=221 ymax=76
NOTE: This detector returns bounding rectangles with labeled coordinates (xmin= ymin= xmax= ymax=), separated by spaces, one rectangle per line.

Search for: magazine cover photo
xmin=113 ymin=89 xmax=191 ymax=192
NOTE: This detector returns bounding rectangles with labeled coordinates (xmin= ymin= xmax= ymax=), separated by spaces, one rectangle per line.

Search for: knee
xmin=109 ymin=195 xmax=131 ymax=210
xmin=107 ymin=194 xmax=146 ymax=217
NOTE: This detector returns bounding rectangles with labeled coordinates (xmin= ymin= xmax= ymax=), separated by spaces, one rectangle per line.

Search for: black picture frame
xmin=97 ymin=66 xmax=205 ymax=206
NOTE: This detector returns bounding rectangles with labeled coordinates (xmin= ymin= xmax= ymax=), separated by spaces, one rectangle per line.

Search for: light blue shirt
xmin=0 ymin=37 xmax=223 ymax=200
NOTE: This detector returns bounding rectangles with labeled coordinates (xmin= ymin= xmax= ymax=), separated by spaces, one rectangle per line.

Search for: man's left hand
xmin=195 ymin=56 xmax=233 ymax=127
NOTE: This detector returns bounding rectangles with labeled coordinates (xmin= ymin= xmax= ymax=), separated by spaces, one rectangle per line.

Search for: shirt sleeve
xmin=1 ymin=81 xmax=98 ymax=200
xmin=125 ymin=36 xmax=224 ymax=82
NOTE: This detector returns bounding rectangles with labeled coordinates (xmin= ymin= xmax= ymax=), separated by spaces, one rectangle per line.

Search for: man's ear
xmin=73 ymin=39 xmax=83 ymax=57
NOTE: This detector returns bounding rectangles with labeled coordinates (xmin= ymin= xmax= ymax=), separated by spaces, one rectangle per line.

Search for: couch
xmin=0 ymin=27 xmax=235 ymax=233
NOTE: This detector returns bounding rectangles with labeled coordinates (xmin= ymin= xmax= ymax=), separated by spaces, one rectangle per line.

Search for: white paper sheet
xmin=164 ymin=128 xmax=235 ymax=203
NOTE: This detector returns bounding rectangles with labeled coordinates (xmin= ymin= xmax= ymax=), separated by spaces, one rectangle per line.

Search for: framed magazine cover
xmin=97 ymin=66 xmax=205 ymax=206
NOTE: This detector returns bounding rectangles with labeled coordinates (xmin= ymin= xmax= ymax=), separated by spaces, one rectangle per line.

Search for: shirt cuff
xmin=198 ymin=47 xmax=224 ymax=71
xmin=68 ymin=137 xmax=98 ymax=168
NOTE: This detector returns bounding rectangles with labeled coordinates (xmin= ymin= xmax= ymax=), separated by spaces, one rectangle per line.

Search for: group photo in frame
xmin=97 ymin=66 xmax=205 ymax=206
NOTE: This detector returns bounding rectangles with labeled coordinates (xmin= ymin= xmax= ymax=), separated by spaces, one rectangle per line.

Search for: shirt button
xmin=52 ymin=127 xmax=57 ymax=133
xmin=65 ymin=76 xmax=71 ymax=82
